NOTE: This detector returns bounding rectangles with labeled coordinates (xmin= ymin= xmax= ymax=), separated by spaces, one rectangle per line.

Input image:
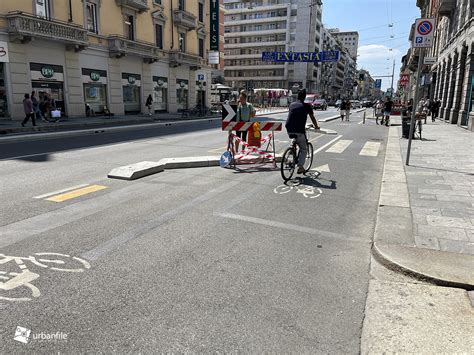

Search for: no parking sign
xmin=413 ymin=18 xmax=436 ymax=48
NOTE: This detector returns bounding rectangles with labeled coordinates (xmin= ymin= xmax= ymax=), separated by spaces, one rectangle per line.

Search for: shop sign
xmin=210 ymin=0 xmax=219 ymax=51
xmin=90 ymin=72 xmax=100 ymax=81
xmin=157 ymin=79 xmax=164 ymax=86
xmin=41 ymin=67 xmax=55 ymax=79
xmin=128 ymin=76 xmax=136 ymax=85
xmin=0 ymin=41 xmax=9 ymax=63
xmin=179 ymin=81 xmax=186 ymax=88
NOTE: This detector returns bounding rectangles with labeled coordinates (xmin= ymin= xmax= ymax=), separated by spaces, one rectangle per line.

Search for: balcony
xmin=169 ymin=51 xmax=205 ymax=69
xmin=173 ymin=10 xmax=197 ymax=31
xmin=6 ymin=12 xmax=88 ymax=50
xmin=438 ymin=0 xmax=456 ymax=17
xmin=115 ymin=0 xmax=150 ymax=13
xmin=108 ymin=35 xmax=162 ymax=63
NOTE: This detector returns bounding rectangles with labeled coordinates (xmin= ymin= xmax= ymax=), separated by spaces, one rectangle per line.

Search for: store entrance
xmin=32 ymin=81 xmax=65 ymax=116
xmin=0 ymin=63 xmax=8 ymax=117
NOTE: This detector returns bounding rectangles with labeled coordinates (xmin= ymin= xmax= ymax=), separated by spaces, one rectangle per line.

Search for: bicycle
xmin=280 ymin=126 xmax=314 ymax=182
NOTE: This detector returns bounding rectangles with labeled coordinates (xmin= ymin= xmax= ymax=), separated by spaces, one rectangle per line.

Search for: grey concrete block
xmin=108 ymin=161 xmax=164 ymax=180
xmin=438 ymin=239 xmax=474 ymax=256
xmin=426 ymin=215 xmax=473 ymax=229
xmin=163 ymin=156 xmax=215 ymax=169
xmin=411 ymin=207 xmax=441 ymax=216
xmin=417 ymin=224 xmax=468 ymax=241
xmin=410 ymin=193 xmax=437 ymax=201
xmin=414 ymin=235 xmax=440 ymax=250
xmin=374 ymin=205 xmax=414 ymax=246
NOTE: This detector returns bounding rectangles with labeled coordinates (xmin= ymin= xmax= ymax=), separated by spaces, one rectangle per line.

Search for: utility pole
xmin=390 ymin=59 xmax=396 ymax=99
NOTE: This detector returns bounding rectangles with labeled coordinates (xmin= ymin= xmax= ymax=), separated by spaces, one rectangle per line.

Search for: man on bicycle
xmin=285 ymin=89 xmax=320 ymax=174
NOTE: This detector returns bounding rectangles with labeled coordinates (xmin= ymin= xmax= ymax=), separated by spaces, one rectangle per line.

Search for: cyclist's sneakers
xmin=297 ymin=167 xmax=305 ymax=174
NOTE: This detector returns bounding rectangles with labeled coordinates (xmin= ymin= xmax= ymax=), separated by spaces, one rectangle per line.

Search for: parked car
xmin=362 ymin=100 xmax=373 ymax=108
xmin=304 ymin=94 xmax=317 ymax=106
xmin=312 ymin=99 xmax=328 ymax=110
xmin=335 ymin=99 xmax=342 ymax=108
xmin=350 ymin=100 xmax=362 ymax=109
xmin=327 ymin=99 xmax=337 ymax=107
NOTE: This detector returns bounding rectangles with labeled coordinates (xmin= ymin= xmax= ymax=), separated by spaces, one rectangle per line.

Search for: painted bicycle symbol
xmin=274 ymin=184 xmax=322 ymax=199
xmin=0 ymin=253 xmax=91 ymax=302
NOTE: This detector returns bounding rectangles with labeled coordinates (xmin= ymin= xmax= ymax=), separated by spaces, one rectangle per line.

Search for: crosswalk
xmin=318 ymin=139 xmax=381 ymax=157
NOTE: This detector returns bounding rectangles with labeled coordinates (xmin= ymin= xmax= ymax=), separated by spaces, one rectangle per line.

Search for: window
xmin=199 ymin=38 xmax=204 ymax=58
xmin=153 ymin=0 xmax=162 ymax=4
xmin=124 ymin=14 xmax=135 ymax=40
xmin=35 ymin=0 xmax=51 ymax=19
xmin=155 ymin=24 xmax=163 ymax=49
xmin=179 ymin=32 xmax=186 ymax=52
xmin=198 ymin=2 xmax=204 ymax=22
xmin=86 ymin=3 xmax=99 ymax=34
xmin=178 ymin=0 xmax=185 ymax=11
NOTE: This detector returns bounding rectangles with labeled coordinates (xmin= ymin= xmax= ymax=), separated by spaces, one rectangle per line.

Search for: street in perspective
xmin=0 ymin=0 xmax=473 ymax=353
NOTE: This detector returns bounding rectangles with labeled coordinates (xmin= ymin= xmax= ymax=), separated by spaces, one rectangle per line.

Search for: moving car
xmin=312 ymin=99 xmax=328 ymax=110
xmin=350 ymin=100 xmax=362 ymax=109
xmin=304 ymin=94 xmax=318 ymax=106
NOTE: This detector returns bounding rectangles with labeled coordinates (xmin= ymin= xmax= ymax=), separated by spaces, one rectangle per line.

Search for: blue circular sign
xmin=220 ymin=151 xmax=233 ymax=168
xmin=417 ymin=21 xmax=433 ymax=35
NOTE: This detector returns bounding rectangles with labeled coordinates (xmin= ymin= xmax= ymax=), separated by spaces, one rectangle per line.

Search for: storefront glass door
xmin=84 ymin=84 xmax=107 ymax=113
xmin=123 ymin=85 xmax=141 ymax=113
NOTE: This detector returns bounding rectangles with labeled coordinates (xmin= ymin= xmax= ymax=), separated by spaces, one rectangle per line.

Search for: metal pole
xmin=390 ymin=59 xmax=396 ymax=99
xmin=406 ymin=49 xmax=424 ymax=166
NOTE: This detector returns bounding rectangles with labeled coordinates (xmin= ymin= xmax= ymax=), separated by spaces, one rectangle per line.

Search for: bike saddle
xmin=288 ymin=134 xmax=298 ymax=139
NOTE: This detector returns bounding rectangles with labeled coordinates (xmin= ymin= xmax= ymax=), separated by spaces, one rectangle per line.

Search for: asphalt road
xmin=0 ymin=109 xmax=389 ymax=352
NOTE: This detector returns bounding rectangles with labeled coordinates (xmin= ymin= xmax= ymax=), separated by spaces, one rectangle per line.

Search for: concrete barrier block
xmin=163 ymin=157 xmax=211 ymax=169
xmin=108 ymin=161 xmax=164 ymax=180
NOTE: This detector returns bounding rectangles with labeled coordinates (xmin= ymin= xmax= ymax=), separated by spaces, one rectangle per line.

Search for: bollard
xmin=363 ymin=110 xmax=366 ymax=124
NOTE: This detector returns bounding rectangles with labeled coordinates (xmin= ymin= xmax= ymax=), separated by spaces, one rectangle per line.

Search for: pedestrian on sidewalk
xmin=146 ymin=94 xmax=153 ymax=116
xmin=235 ymin=91 xmax=256 ymax=153
xmin=345 ymin=99 xmax=351 ymax=121
xmin=431 ymin=98 xmax=441 ymax=121
xmin=340 ymin=99 xmax=347 ymax=121
xmin=382 ymin=97 xmax=393 ymax=127
xmin=21 ymin=93 xmax=36 ymax=127
xmin=31 ymin=91 xmax=44 ymax=122
xmin=422 ymin=96 xmax=430 ymax=124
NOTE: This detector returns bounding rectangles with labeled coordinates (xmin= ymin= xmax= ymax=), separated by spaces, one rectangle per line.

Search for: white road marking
xmin=358 ymin=121 xmax=364 ymax=125
xmin=325 ymin=139 xmax=352 ymax=153
xmin=311 ymin=164 xmax=331 ymax=173
xmin=216 ymin=213 xmax=368 ymax=244
xmin=360 ymin=142 xmax=381 ymax=156
xmin=313 ymin=135 xmax=343 ymax=154
xmin=33 ymin=184 xmax=90 ymax=199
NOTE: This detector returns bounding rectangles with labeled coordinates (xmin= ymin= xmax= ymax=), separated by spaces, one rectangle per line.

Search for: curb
xmin=371 ymin=118 xmax=474 ymax=289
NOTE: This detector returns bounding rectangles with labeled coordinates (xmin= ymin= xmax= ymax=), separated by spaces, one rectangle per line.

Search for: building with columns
xmin=415 ymin=0 xmax=473 ymax=131
xmin=0 ymin=0 xmax=221 ymax=120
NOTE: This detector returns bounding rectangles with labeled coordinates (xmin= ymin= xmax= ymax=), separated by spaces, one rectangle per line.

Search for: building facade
xmin=223 ymin=0 xmax=323 ymax=92
xmin=407 ymin=0 xmax=473 ymax=131
xmin=327 ymin=29 xmax=359 ymax=60
xmin=0 ymin=0 xmax=221 ymax=120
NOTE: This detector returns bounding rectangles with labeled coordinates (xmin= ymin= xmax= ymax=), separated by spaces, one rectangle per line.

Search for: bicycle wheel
xmin=303 ymin=142 xmax=314 ymax=172
xmin=280 ymin=147 xmax=296 ymax=181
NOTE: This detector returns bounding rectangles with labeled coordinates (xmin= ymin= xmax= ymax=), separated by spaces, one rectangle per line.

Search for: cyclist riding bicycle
xmin=285 ymin=89 xmax=320 ymax=174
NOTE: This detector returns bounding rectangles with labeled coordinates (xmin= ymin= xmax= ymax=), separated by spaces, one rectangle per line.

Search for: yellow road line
xmin=46 ymin=185 xmax=108 ymax=202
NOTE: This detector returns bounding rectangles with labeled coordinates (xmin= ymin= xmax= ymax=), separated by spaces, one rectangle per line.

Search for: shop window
xmin=176 ymin=80 xmax=189 ymax=111
xmin=155 ymin=24 xmax=163 ymax=49
xmin=86 ymin=3 xmax=99 ymax=34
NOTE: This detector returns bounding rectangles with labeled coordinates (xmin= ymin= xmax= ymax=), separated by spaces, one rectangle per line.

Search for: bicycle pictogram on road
xmin=0 ymin=253 xmax=90 ymax=302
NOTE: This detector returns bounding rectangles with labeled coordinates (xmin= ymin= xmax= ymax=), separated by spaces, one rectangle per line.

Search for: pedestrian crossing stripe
xmin=45 ymin=185 xmax=108 ymax=202
xmin=359 ymin=142 xmax=381 ymax=156
xmin=325 ymin=140 xmax=352 ymax=153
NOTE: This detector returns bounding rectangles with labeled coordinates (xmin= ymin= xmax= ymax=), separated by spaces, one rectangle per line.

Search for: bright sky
xmin=322 ymin=0 xmax=421 ymax=91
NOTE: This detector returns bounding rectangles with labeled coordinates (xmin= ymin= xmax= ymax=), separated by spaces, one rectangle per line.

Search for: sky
xmin=321 ymin=0 xmax=421 ymax=91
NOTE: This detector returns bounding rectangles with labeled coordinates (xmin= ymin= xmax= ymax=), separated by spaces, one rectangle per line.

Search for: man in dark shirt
xmin=285 ymin=89 xmax=320 ymax=174
xmin=382 ymin=97 xmax=393 ymax=127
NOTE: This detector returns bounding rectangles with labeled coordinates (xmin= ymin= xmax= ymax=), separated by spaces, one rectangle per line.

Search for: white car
xmin=350 ymin=100 xmax=362 ymax=109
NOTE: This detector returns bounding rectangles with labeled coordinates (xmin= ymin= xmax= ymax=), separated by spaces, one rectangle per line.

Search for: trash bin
xmin=402 ymin=110 xmax=414 ymax=139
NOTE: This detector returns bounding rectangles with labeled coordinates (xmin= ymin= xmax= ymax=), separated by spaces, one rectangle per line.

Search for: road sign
xmin=196 ymin=73 xmax=205 ymax=81
xmin=222 ymin=103 xmax=237 ymax=124
xmin=413 ymin=18 xmax=436 ymax=48
xmin=220 ymin=151 xmax=232 ymax=168
xmin=423 ymin=56 xmax=437 ymax=65
xmin=375 ymin=79 xmax=382 ymax=89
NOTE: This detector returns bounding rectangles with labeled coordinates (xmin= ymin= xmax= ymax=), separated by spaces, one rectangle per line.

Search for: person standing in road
xmin=285 ymin=89 xmax=320 ymax=174
xmin=235 ymin=91 xmax=256 ymax=153
xmin=382 ymin=97 xmax=393 ymax=127
xmin=146 ymin=94 xmax=153 ymax=116
xmin=21 ymin=93 xmax=36 ymax=127
xmin=345 ymin=99 xmax=351 ymax=122
xmin=340 ymin=99 xmax=346 ymax=121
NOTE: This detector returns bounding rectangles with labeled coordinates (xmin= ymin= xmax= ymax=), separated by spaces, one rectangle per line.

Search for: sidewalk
xmin=373 ymin=116 xmax=474 ymax=288
xmin=0 ymin=107 xmax=293 ymax=137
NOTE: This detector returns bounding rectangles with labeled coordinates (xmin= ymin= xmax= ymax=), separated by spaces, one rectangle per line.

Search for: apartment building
xmin=0 ymin=0 xmax=220 ymax=119
xmin=223 ymin=0 xmax=323 ymax=92
xmin=327 ymin=29 xmax=359 ymax=60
